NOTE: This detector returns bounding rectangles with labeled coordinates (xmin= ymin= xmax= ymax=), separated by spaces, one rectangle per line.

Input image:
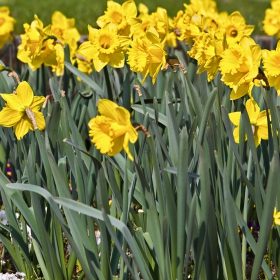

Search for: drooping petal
xmin=122 ymin=132 xmax=134 ymax=161
xmin=108 ymin=135 xmax=124 ymax=156
xmin=0 ymin=107 xmax=22 ymax=127
xmin=14 ymin=116 xmax=33 ymax=140
xmin=34 ymin=111 xmax=46 ymax=130
xmin=246 ymin=99 xmax=260 ymax=124
xmin=228 ymin=111 xmax=241 ymax=126
xmin=108 ymin=52 xmax=125 ymax=68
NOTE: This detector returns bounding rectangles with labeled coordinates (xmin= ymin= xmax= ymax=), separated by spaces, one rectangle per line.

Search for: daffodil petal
xmin=98 ymin=99 xmax=118 ymax=121
xmin=14 ymin=116 xmax=33 ymax=140
xmin=1 ymin=94 xmax=25 ymax=111
xmin=122 ymin=133 xmax=134 ymax=161
xmin=0 ymin=107 xmax=22 ymax=127
xmin=30 ymin=96 xmax=46 ymax=111
xmin=108 ymin=135 xmax=124 ymax=156
xmin=16 ymin=81 xmax=34 ymax=107
xmin=228 ymin=112 xmax=241 ymax=126
xmin=34 ymin=111 xmax=46 ymax=130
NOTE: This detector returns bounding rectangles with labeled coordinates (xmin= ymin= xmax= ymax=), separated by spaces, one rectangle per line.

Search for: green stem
xmin=242 ymin=150 xmax=252 ymax=279
xmin=267 ymin=226 xmax=273 ymax=280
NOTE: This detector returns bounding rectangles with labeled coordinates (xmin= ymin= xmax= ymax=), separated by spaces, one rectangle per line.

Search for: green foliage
xmin=0 ymin=28 xmax=279 ymax=280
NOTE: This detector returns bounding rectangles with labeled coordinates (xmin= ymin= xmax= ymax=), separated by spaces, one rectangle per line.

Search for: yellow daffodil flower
xmin=263 ymin=0 xmax=280 ymax=38
xmin=228 ymin=98 xmax=270 ymax=147
xmin=274 ymin=207 xmax=280 ymax=226
xmin=17 ymin=15 xmax=64 ymax=76
xmin=188 ymin=31 xmax=224 ymax=81
xmin=51 ymin=11 xmax=80 ymax=62
xmin=219 ymin=36 xmax=261 ymax=100
xmin=262 ymin=40 xmax=280 ymax=95
xmin=173 ymin=0 xmax=218 ymax=44
xmin=127 ymin=27 xmax=166 ymax=84
xmin=215 ymin=11 xmax=254 ymax=46
xmin=88 ymin=99 xmax=138 ymax=161
xmin=0 ymin=7 xmax=15 ymax=50
xmin=76 ymin=23 xmax=127 ymax=72
xmin=131 ymin=6 xmax=177 ymax=48
xmin=96 ymin=0 xmax=137 ymax=36
xmin=0 ymin=81 xmax=46 ymax=140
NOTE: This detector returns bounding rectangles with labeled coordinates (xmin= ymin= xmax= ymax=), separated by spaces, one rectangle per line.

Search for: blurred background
xmin=2 ymin=0 xmax=271 ymax=35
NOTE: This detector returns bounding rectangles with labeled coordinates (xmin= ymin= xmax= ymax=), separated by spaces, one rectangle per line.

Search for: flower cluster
xmin=17 ymin=12 xmax=80 ymax=75
xmin=75 ymin=0 xmax=169 ymax=83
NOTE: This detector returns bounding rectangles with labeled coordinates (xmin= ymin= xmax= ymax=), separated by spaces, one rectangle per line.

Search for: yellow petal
xmin=246 ymin=99 xmax=260 ymax=124
xmin=94 ymin=53 xmax=110 ymax=72
xmin=0 ymin=107 xmax=22 ymax=127
xmin=98 ymin=99 xmax=118 ymax=121
xmin=30 ymin=96 xmax=46 ymax=111
xmin=16 ymin=81 xmax=34 ymax=107
xmin=108 ymin=52 xmax=125 ymax=68
xmin=122 ymin=132 xmax=134 ymax=161
xmin=34 ymin=111 xmax=46 ymax=130
xmin=107 ymin=135 xmax=124 ymax=156
xmin=115 ymin=106 xmax=131 ymax=125
xmin=1 ymin=94 xmax=25 ymax=111
xmin=228 ymin=111 xmax=241 ymax=126
xmin=14 ymin=116 xmax=33 ymax=140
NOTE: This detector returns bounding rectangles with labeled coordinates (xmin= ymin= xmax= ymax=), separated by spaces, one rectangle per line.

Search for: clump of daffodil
xmin=88 ymin=99 xmax=138 ymax=161
xmin=263 ymin=0 xmax=280 ymax=38
xmin=273 ymin=207 xmax=280 ymax=226
xmin=17 ymin=15 xmax=64 ymax=76
xmin=96 ymin=0 xmax=137 ymax=37
xmin=0 ymin=6 xmax=15 ymax=50
xmin=0 ymin=81 xmax=46 ymax=140
xmin=132 ymin=4 xmax=177 ymax=48
xmin=219 ymin=36 xmax=262 ymax=100
xmin=228 ymin=98 xmax=270 ymax=147
xmin=75 ymin=23 xmax=129 ymax=73
xmin=127 ymin=27 xmax=166 ymax=84
xmin=173 ymin=0 xmax=218 ymax=44
xmin=188 ymin=31 xmax=224 ymax=81
xmin=51 ymin=11 xmax=80 ymax=61
xmin=262 ymin=40 xmax=280 ymax=95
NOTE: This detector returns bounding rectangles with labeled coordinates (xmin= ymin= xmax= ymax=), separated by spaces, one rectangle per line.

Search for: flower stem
xmin=242 ymin=150 xmax=252 ymax=278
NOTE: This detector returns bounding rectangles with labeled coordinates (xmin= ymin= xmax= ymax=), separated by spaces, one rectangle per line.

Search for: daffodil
xmin=131 ymin=6 xmax=177 ymax=48
xmin=17 ymin=15 xmax=64 ymax=75
xmin=262 ymin=40 xmax=280 ymax=95
xmin=173 ymin=0 xmax=218 ymax=44
xmin=188 ymin=31 xmax=224 ymax=81
xmin=88 ymin=99 xmax=138 ymax=161
xmin=51 ymin=11 xmax=80 ymax=62
xmin=274 ymin=207 xmax=280 ymax=226
xmin=228 ymin=98 xmax=270 ymax=147
xmin=96 ymin=0 xmax=137 ymax=36
xmin=127 ymin=27 xmax=166 ymax=84
xmin=263 ymin=0 xmax=280 ymax=38
xmin=0 ymin=7 xmax=15 ymax=50
xmin=0 ymin=81 xmax=46 ymax=140
xmin=75 ymin=23 xmax=128 ymax=72
xmin=215 ymin=11 xmax=254 ymax=45
xmin=219 ymin=36 xmax=261 ymax=100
